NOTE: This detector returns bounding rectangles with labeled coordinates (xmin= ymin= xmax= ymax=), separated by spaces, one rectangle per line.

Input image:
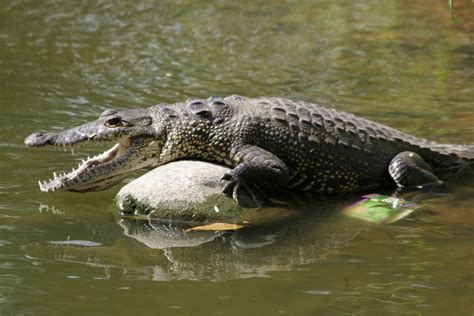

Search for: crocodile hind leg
xmin=220 ymin=145 xmax=290 ymax=208
xmin=388 ymin=151 xmax=443 ymax=190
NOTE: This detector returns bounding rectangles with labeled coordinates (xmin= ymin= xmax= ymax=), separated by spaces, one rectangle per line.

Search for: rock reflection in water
xmin=26 ymin=194 xmax=373 ymax=281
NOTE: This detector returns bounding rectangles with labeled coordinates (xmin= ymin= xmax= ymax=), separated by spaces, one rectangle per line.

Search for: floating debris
xmin=185 ymin=222 xmax=245 ymax=232
xmin=343 ymin=194 xmax=419 ymax=224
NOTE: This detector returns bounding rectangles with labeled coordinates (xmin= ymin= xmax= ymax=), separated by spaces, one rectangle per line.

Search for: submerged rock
xmin=116 ymin=161 xmax=298 ymax=224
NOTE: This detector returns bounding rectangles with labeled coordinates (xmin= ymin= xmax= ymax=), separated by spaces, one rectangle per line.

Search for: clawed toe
xmin=219 ymin=173 xmax=268 ymax=208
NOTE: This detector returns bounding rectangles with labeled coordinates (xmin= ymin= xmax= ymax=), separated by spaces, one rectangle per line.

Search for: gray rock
xmin=116 ymin=161 xmax=298 ymax=224
xmin=116 ymin=161 xmax=244 ymax=222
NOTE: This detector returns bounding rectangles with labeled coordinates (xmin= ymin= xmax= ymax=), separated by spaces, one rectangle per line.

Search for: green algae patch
xmin=119 ymin=194 xmax=155 ymax=217
xmin=117 ymin=193 xmax=246 ymax=223
xmin=117 ymin=193 xmax=299 ymax=226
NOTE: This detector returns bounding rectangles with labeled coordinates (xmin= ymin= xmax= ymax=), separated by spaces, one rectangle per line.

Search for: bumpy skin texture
xmin=134 ymin=95 xmax=474 ymax=208
xmin=25 ymin=95 xmax=474 ymax=206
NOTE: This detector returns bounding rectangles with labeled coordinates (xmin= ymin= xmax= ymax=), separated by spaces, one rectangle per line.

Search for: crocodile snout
xmin=24 ymin=132 xmax=56 ymax=147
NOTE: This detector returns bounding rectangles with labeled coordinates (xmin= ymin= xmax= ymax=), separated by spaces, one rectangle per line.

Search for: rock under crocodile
xmin=24 ymin=95 xmax=474 ymax=207
xmin=116 ymin=160 xmax=298 ymax=224
xmin=116 ymin=160 xmax=242 ymax=221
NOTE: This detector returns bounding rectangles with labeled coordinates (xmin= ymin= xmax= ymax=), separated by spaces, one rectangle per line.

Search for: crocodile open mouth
xmin=39 ymin=139 xmax=132 ymax=192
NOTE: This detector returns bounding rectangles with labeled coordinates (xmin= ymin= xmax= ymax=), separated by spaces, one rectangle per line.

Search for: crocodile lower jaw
xmin=38 ymin=140 xmax=131 ymax=193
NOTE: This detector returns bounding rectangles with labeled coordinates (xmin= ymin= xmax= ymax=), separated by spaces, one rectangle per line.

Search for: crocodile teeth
xmin=38 ymin=141 xmax=129 ymax=193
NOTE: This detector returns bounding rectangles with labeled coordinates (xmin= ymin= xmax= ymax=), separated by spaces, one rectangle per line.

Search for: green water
xmin=1 ymin=1 xmax=473 ymax=315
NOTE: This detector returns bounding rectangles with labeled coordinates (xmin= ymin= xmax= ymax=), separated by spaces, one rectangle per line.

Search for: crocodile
xmin=24 ymin=95 xmax=474 ymax=207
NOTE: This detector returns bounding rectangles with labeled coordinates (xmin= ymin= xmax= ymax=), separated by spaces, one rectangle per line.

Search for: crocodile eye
xmin=104 ymin=116 xmax=122 ymax=127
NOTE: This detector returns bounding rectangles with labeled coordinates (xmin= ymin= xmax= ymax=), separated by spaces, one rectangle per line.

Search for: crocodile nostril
xmin=25 ymin=132 xmax=46 ymax=146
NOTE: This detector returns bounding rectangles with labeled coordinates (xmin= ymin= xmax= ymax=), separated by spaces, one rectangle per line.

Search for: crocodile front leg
xmin=220 ymin=145 xmax=290 ymax=207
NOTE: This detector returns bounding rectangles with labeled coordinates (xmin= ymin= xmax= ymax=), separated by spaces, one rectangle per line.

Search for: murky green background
xmin=0 ymin=1 xmax=473 ymax=315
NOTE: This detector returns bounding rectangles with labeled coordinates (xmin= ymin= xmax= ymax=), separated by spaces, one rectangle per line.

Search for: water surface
xmin=0 ymin=1 xmax=473 ymax=315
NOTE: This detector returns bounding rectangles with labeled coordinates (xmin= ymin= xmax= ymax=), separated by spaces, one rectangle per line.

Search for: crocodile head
xmin=24 ymin=106 xmax=168 ymax=193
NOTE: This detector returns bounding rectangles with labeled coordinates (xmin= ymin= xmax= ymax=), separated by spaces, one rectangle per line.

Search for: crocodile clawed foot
xmin=219 ymin=173 xmax=268 ymax=208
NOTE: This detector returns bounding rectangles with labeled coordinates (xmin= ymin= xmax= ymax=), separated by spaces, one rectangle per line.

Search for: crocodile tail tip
xmin=469 ymin=145 xmax=474 ymax=163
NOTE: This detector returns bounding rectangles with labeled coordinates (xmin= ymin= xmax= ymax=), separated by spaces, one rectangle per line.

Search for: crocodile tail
xmin=431 ymin=144 xmax=474 ymax=163
xmin=458 ymin=145 xmax=474 ymax=162
xmin=468 ymin=146 xmax=474 ymax=164
xmin=463 ymin=146 xmax=474 ymax=173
